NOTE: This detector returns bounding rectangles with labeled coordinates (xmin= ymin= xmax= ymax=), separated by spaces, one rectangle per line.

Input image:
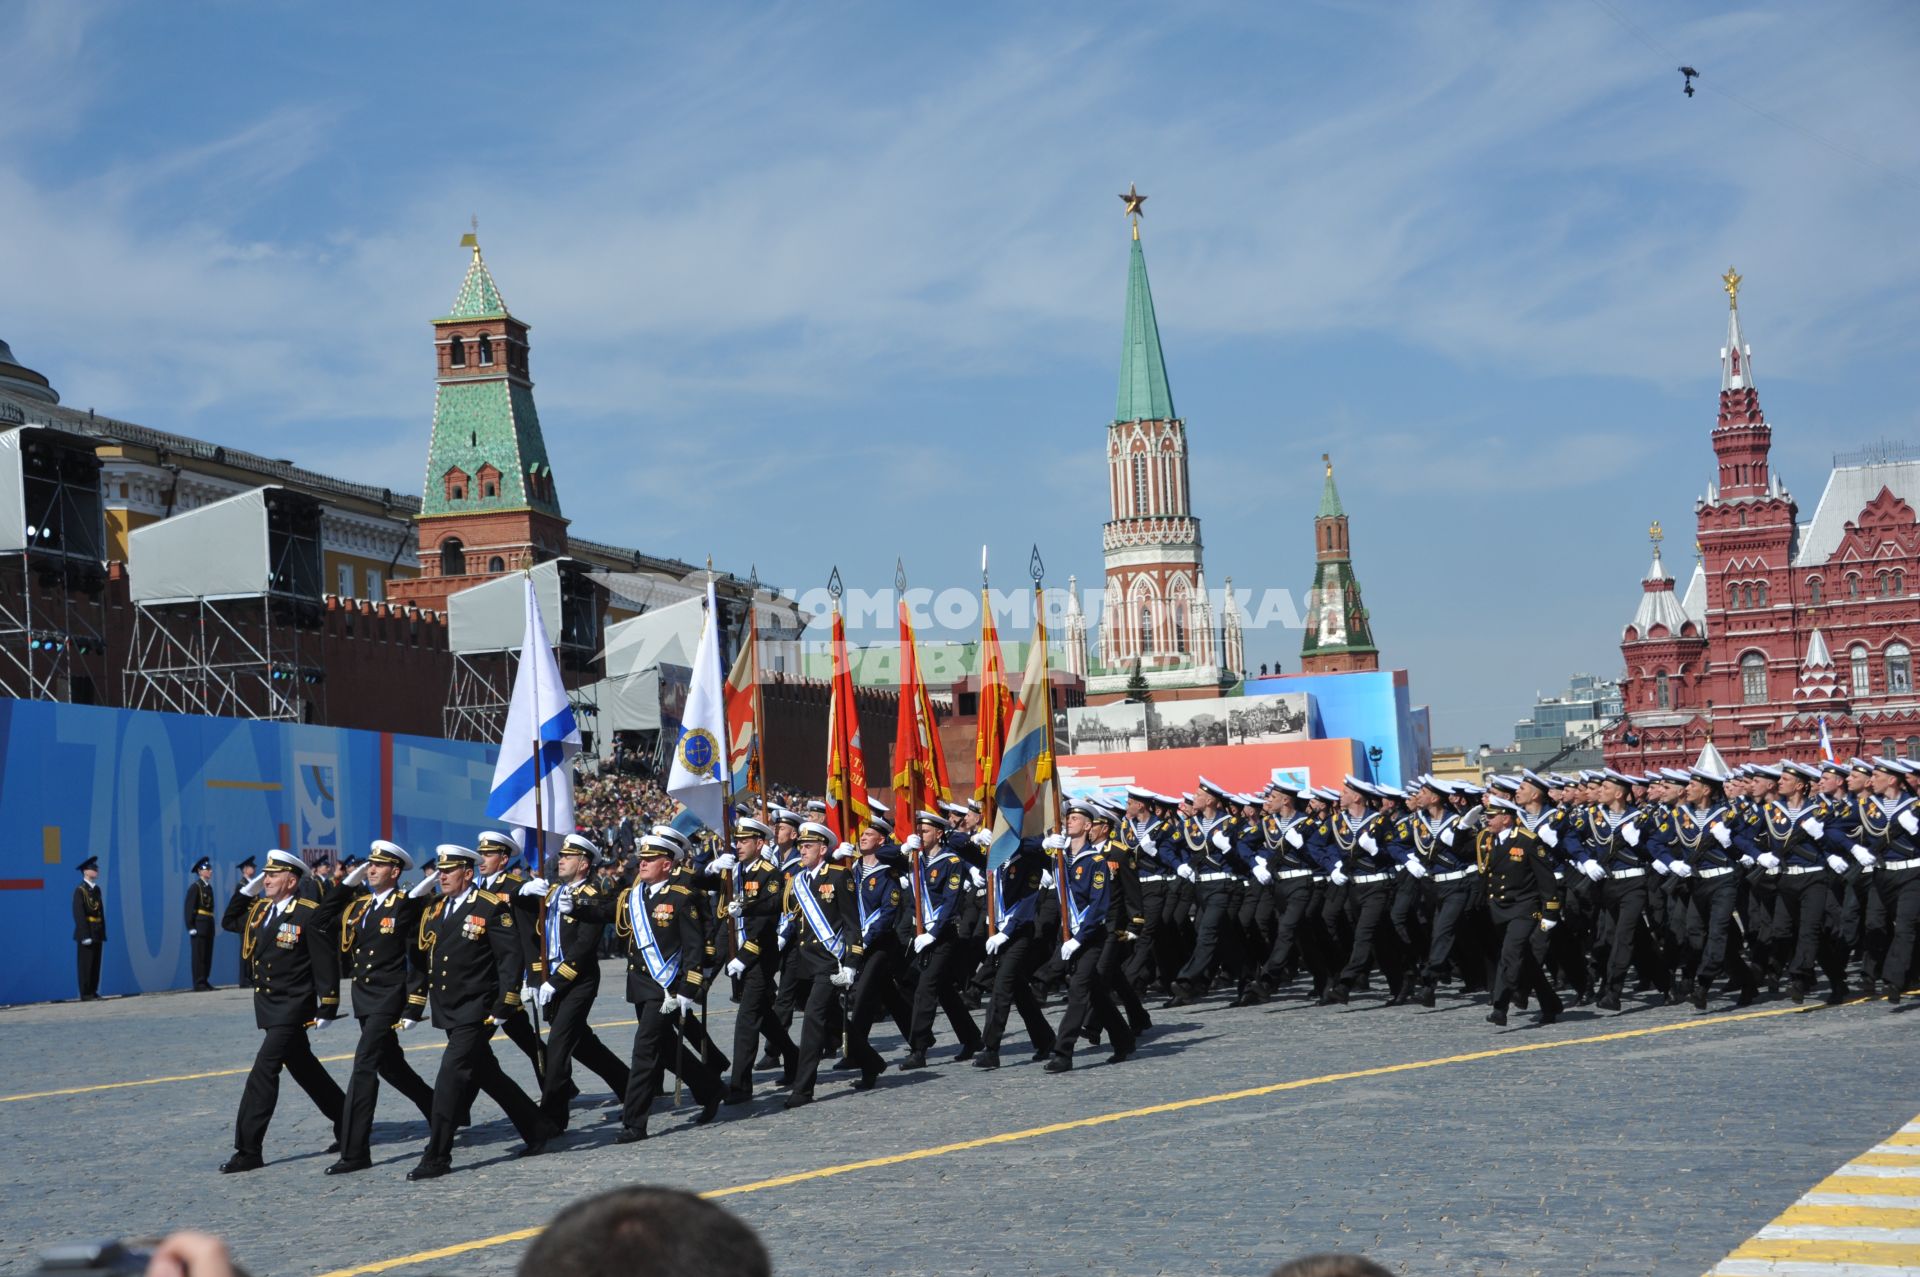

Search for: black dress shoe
xmin=219 ymin=1152 xmax=264 ymax=1174
xmin=853 ymin=1066 xmax=883 ymax=1092
xmin=755 ymin=1051 xmax=781 ymax=1070
xmin=952 ymin=1045 xmax=977 ymax=1063
xmin=832 ymin=1056 xmax=855 ymax=1071
xmin=1031 ymin=1048 xmax=1053 ymax=1062
xmin=614 ymin=1127 xmax=649 ymax=1144
xmin=324 ymin=1157 xmax=371 ymax=1175
xmin=1825 ymin=981 xmax=1850 ymax=1006
xmin=1787 ymin=979 xmax=1807 ymax=1005
xmin=725 ymin=1087 xmax=753 ymax=1105
xmin=1596 ymin=991 xmax=1621 ymax=1012
xmin=1129 ymin=1014 xmax=1153 ymax=1035
xmin=1419 ymin=983 xmax=1438 ymax=1008
xmin=782 ymin=1093 xmax=813 ymax=1111
xmin=1691 ymin=983 xmax=1710 ymax=1011
xmin=899 ymin=1051 xmax=927 ymax=1070
xmin=971 ymin=1049 xmax=1000 ymax=1069
xmin=1539 ymin=1003 xmax=1561 ymax=1026
xmin=695 ymin=1095 xmax=723 ymax=1126
xmin=323 ymin=1140 xmax=340 ymax=1154
xmin=1486 ymin=1007 xmax=1508 ymax=1027
xmin=406 ymin=1158 xmax=451 ymax=1181
xmin=1043 ymin=1055 xmax=1072 ymax=1073
xmin=1107 ymin=1043 xmax=1134 ymax=1064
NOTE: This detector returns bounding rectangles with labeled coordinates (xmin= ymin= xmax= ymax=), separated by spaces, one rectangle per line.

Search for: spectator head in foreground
xmin=1270 ymin=1256 xmax=1395 ymax=1277
xmin=517 ymin=1186 xmax=771 ymax=1277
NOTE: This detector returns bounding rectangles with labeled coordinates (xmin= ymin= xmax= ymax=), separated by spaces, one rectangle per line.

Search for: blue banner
xmin=0 ymin=699 xmax=497 ymax=1006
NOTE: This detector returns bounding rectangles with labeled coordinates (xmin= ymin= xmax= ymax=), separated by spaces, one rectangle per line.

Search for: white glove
xmin=1581 ymin=860 xmax=1606 ymax=883
xmin=537 ymin=982 xmax=555 ymax=1010
xmin=1852 ymin=843 xmax=1876 ymax=868
xmin=673 ymin=994 xmax=700 ymax=1017
xmin=1900 ymin=810 xmax=1919 ymax=836
xmin=970 ymin=830 xmax=992 ymax=849
xmin=1252 ymin=861 xmax=1272 ymax=885
xmin=1059 ymin=938 xmax=1081 ymax=961
xmin=240 ymin=874 xmax=267 ymax=898
xmin=80 ymin=938 xmax=93 ymax=946
xmin=343 ymin=862 xmax=370 ymax=888
xmin=707 ymin=854 xmax=737 ymax=874
xmin=518 ymin=878 xmax=549 ymax=897
xmin=1439 ymin=828 xmax=1456 ymax=847
xmin=407 ymin=875 xmax=439 ymax=899
xmin=1826 ymin=853 xmax=1849 ymax=875
xmin=902 ymin=834 xmax=922 ymax=853
xmin=829 ymin=965 xmax=854 ymax=988
xmin=1175 ymin=862 xmax=1197 ymax=881
xmin=1331 ymin=867 xmax=1349 ymax=886
xmin=1404 ymin=858 xmax=1429 ymax=879
xmin=1652 ymin=859 xmax=1670 ymax=876
xmin=912 ymin=932 xmax=934 ymax=953
xmin=1286 ymin=827 xmax=1306 ymax=849
xmin=1538 ymin=918 xmax=1558 ymax=933
xmin=518 ymin=983 xmax=537 ymax=1007
xmin=310 ymin=1016 xmax=335 ymax=1032
xmin=1710 ymin=824 xmax=1732 ymax=849
xmin=1358 ymin=833 xmax=1379 ymax=854
xmin=723 ymin=899 xmax=744 ymax=918
xmin=399 ymin=1018 xmax=418 ymax=1031
xmin=724 ymin=958 xmax=746 ymax=978
xmin=1670 ymin=860 xmax=1693 ymax=879
xmin=1211 ymin=830 xmax=1231 ymax=852
xmin=984 ymin=931 xmax=1010 ymax=955
xmin=833 ymin=841 xmax=858 ymax=860
xmin=968 ymin=867 xmax=985 ymax=890
xmin=1039 ymin=869 xmax=1055 ymax=889
xmin=1799 ymin=817 xmax=1825 ymax=840
xmin=1757 ymin=852 xmax=1780 ymax=871
xmin=897 ymin=874 xmax=912 ymax=890
xmin=1621 ymin=823 xmax=1642 ymax=847
xmin=1137 ymin=831 xmax=1159 ymax=855
xmin=1738 ymin=854 xmax=1755 ymax=868
xmin=1042 ymin=833 xmax=1070 ymax=851
xmin=1538 ymin=824 xmax=1559 ymax=848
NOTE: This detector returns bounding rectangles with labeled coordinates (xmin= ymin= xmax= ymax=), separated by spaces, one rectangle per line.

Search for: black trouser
xmin=1259 ymin=872 xmax=1322 ymax=987
xmin=1775 ymin=870 xmax=1842 ymax=989
xmin=1596 ymin=876 xmax=1665 ymax=993
xmin=424 ymin=1021 xmax=547 ymax=1162
xmin=1421 ymin=873 xmax=1479 ymax=987
xmin=1337 ymin=878 xmax=1406 ymax=990
xmin=907 ymin=934 xmax=981 ymax=1053
xmin=1489 ymin=913 xmax=1560 ymax=1015
xmin=844 ymin=946 xmax=898 ymax=1077
xmin=1877 ymin=866 xmax=1920 ymax=992
xmin=540 ymin=983 xmax=630 ymax=1127
xmin=495 ymin=1007 xmax=546 ymax=1086
xmin=1127 ymin=878 xmax=1173 ymax=989
xmin=981 ymin=928 xmax=1055 ymax=1053
xmin=1685 ymin=869 xmax=1754 ymax=996
xmin=729 ymin=949 xmax=794 ymax=1093
xmin=621 ymin=999 xmax=722 ymax=1134
xmin=1176 ymin=880 xmax=1235 ymax=988
xmin=234 ymin=1023 xmax=345 ymax=1158
xmin=76 ymin=941 xmax=101 ymax=999
xmin=788 ymin=968 xmax=841 ymax=1099
xmin=1388 ymin=874 xmax=1428 ymax=990
xmin=1051 ymin=934 xmax=1132 ymax=1061
xmin=1097 ymin=931 xmax=1151 ymax=1032
xmin=191 ymin=928 xmax=215 ymax=989
xmin=338 ymin=1012 xmax=434 ymax=1160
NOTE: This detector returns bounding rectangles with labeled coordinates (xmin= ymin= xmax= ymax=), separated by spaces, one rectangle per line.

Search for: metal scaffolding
xmin=0 ymin=425 xmax=110 ymax=704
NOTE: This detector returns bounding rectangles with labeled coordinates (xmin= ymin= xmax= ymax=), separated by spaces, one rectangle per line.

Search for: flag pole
xmin=1032 ymin=546 xmax=1070 ymax=930
xmin=523 ymin=569 xmax=548 ymax=1086
xmin=899 ymin=559 xmax=927 ymax=939
xmin=981 ymin=546 xmax=1000 ymax=929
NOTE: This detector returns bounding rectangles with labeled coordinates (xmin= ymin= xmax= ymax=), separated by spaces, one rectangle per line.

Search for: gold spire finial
xmin=1722 ymin=265 xmax=1741 ymax=309
xmin=460 ymin=215 xmax=480 ymax=256
xmin=1118 ymin=183 xmax=1147 ymax=241
xmin=1649 ymin=520 xmax=1663 ymax=544
xmin=1323 ymin=452 xmax=1333 ymax=478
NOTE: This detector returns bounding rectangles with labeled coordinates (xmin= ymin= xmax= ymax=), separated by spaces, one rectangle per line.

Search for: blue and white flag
xmin=666 ymin=579 xmax=728 ymax=832
xmin=486 ymin=576 xmax=580 ymax=844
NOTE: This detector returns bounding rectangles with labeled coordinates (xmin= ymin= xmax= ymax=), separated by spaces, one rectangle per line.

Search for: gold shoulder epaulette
xmin=475 ymin=889 xmax=503 ymax=905
xmin=670 ymin=884 xmax=692 ymax=896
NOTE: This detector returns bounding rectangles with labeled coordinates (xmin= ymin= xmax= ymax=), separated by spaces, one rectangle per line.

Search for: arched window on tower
xmin=1132 ymin=454 xmax=1149 ymax=516
xmin=488 ymin=555 xmax=505 ymax=573
xmin=1756 ymin=581 xmax=1768 ymax=607
xmin=1896 ymin=570 xmax=1908 ymax=595
xmin=477 ymin=334 xmax=494 ymax=366
xmin=440 ymin=538 xmax=466 ymax=577
xmin=1740 ymin=651 xmax=1767 ymax=705
xmin=448 ymin=336 xmax=466 ymax=368
xmin=1848 ymin=573 xmax=1862 ymax=599
xmin=1887 ymin=642 xmax=1912 ymax=695
xmin=1173 ymin=597 xmax=1188 ymax=655
xmin=1138 ymin=603 xmax=1153 ymax=655
xmin=1852 ymin=644 xmax=1871 ymax=696
xmin=1807 ymin=576 xmax=1822 ymax=605
xmin=1655 ymin=670 xmax=1670 ymax=709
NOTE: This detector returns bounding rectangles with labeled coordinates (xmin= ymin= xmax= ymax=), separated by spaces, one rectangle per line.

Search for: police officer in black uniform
xmin=72 ymin=856 xmax=106 ymax=1000
xmin=218 ymin=849 xmax=346 ymax=1172
xmin=314 ymin=839 xmax=436 ymax=1174
xmin=185 ymin=856 xmax=217 ymax=991
xmin=527 ymin=833 xmax=631 ymax=1131
xmin=406 ymin=844 xmax=556 ymax=1181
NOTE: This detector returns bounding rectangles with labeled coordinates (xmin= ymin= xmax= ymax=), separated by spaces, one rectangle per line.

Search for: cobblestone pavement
xmin=4 ymin=968 xmax=1916 ymax=1277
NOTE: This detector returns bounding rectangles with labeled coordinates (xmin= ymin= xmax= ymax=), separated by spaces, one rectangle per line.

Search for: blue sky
xmin=2 ymin=1 xmax=1916 ymax=748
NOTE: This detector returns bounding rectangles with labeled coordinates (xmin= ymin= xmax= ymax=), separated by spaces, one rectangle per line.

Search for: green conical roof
xmin=1317 ymin=458 xmax=1345 ymax=518
xmin=441 ymin=247 xmax=509 ymax=322
xmin=1115 ymin=235 xmax=1176 ymax=424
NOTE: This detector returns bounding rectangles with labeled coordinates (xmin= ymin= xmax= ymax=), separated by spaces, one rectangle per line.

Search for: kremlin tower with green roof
xmin=386 ymin=233 xmax=569 ymax=614
xmin=1299 ymin=454 xmax=1379 ymax=674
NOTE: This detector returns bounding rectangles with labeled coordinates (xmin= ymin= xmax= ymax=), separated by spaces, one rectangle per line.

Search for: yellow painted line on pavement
xmin=1709 ymin=1110 xmax=1920 ymax=1276
xmin=316 ymin=997 xmax=1843 ymax=1277
xmin=0 ymin=1019 xmax=640 ymax=1102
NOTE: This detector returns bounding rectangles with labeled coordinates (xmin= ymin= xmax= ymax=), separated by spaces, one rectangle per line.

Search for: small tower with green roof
xmin=388 ymin=231 xmax=569 ymax=614
xmin=1300 ymin=453 xmax=1379 ymax=673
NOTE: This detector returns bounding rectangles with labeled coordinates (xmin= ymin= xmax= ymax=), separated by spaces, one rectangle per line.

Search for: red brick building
xmin=1607 ymin=270 xmax=1920 ymax=771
